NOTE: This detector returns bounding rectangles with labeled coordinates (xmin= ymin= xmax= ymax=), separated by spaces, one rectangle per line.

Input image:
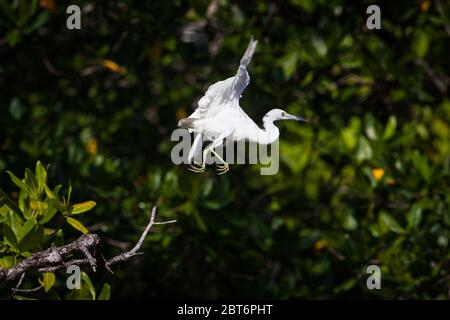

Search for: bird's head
xmin=264 ymin=109 xmax=307 ymax=122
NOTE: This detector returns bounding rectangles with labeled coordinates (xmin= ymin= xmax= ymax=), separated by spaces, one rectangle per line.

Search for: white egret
xmin=178 ymin=38 xmax=306 ymax=174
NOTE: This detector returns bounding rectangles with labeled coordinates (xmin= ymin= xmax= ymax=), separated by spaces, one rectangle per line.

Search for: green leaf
xmin=0 ymin=188 xmax=24 ymax=219
xmin=43 ymin=228 xmax=55 ymax=235
xmin=17 ymin=219 xmax=37 ymax=242
xmin=18 ymin=189 xmax=31 ymax=219
xmin=413 ymin=30 xmax=430 ymax=58
xmin=369 ymin=223 xmax=381 ymax=238
xmin=1 ymin=222 xmax=18 ymax=248
xmin=39 ymin=272 xmax=56 ymax=292
xmin=71 ymin=201 xmax=96 ymax=215
xmin=383 ymin=116 xmax=397 ymax=140
xmin=341 ymin=213 xmax=358 ymax=231
xmin=44 ymin=184 xmax=57 ymax=200
xmin=300 ymin=70 xmax=314 ymax=86
xmin=53 ymin=185 xmax=62 ymax=198
xmin=191 ymin=208 xmax=208 ymax=232
xmin=6 ymin=171 xmax=32 ymax=195
xmin=66 ymin=181 xmax=73 ymax=211
xmin=18 ymin=228 xmax=43 ymax=252
xmin=412 ymin=151 xmax=432 ymax=183
xmin=98 ymin=283 xmax=111 ymax=300
xmin=334 ymin=278 xmax=357 ymax=294
xmin=379 ymin=212 xmax=405 ymax=234
xmin=0 ymin=256 xmax=15 ymax=269
xmin=280 ymin=50 xmax=299 ymax=80
xmin=30 ymin=200 xmax=48 ymax=211
xmin=0 ymin=204 xmax=10 ymax=217
xmin=81 ymin=272 xmax=96 ymax=300
xmin=25 ymin=168 xmax=39 ymax=198
xmin=8 ymin=211 xmax=24 ymax=239
xmin=66 ymin=217 xmax=89 ymax=234
xmin=54 ymin=229 xmax=64 ymax=247
xmin=35 ymin=161 xmax=47 ymax=195
xmin=341 ymin=127 xmax=358 ymax=150
xmin=407 ymin=204 xmax=422 ymax=229
xmin=311 ymin=35 xmax=327 ymax=57
xmin=356 ymin=137 xmax=373 ymax=163
xmin=39 ymin=206 xmax=58 ymax=225
xmin=365 ymin=115 xmax=378 ymax=140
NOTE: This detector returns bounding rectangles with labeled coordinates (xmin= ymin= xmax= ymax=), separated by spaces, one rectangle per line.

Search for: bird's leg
xmin=210 ymin=150 xmax=229 ymax=175
xmin=188 ymin=133 xmax=231 ymax=174
xmin=188 ymin=133 xmax=203 ymax=167
xmin=188 ymin=146 xmax=213 ymax=173
xmin=189 ymin=159 xmax=203 ymax=169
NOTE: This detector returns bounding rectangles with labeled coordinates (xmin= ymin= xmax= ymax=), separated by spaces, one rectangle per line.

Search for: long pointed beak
xmin=288 ymin=114 xmax=307 ymax=122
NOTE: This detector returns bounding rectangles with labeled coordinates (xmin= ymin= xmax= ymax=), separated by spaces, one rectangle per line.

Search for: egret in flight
xmin=178 ymin=38 xmax=306 ymax=174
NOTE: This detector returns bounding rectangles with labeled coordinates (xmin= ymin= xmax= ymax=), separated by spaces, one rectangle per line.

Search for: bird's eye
xmin=281 ymin=112 xmax=285 ymax=117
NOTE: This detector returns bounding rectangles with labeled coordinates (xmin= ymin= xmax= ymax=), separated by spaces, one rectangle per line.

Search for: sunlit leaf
xmin=30 ymin=200 xmax=48 ymax=211
xmin=66 ymin=217 xmax=89 ymax=234
xmin=71 ymin=201 xmax=96 ymax=215
xmin=383 ymin=116 xmax=397 ymax=140
xmin=81 ymin=272 xmax=96 ymax=300
xmin=6 ymin=171 xmax=32 ymax=195
xmin=39 ymin=272 xmax=56 ymax=292
xmin=35 ymin=161 xmax=47 ymax=195
xmin=98 ymin=283 xmax=111 ymax=300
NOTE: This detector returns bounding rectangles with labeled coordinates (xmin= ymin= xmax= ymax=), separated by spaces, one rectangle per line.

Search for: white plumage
xmin=178 ymin=38 xmax=306 ymax=174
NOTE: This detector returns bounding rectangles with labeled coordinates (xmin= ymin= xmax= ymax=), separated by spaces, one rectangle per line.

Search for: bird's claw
xmin=216 ymin=163 xmax=229 ymax=175
xmin=188 ymin=163 xmax=205 ymax=173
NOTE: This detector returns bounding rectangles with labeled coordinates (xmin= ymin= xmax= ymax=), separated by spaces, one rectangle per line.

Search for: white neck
xmin=255 ymin=116 xmax=279 ymax=145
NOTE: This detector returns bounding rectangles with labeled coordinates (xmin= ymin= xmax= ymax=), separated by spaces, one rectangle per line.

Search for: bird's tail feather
xmin=178 ymin=118 xmax=198 ymax=129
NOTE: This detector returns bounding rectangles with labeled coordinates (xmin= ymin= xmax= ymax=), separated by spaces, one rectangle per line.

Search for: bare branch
xmin=12 ymin=285 xmax=43 ymax=293
xmin=0 ymin=234 xmax=99 ymax=282
xmin=38 ymin=259 xmax=90 ymax=273
xmin=414 ymin=58 xmax=448 ymax=94
xmin=14 ymin=273 xmax=26 ymax=290
xmin=105 ymin=206 xmax=177 ymax=270
xmin=80 ymin=246 xmax=97 ymax=272
xmin=0 ymin=206 xmax=176 ymax=285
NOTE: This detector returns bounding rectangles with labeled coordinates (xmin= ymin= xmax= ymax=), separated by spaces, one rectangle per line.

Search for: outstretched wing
xmin=189 ymin=38 xmax=258 ymax=120
xmin=221 ymin=37 xmax=258 ymax=103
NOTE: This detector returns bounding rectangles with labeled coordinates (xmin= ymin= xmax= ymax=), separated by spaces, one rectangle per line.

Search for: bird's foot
xmin=188 ymin=162 xmax=205 ymax=173
xmin=216 ymin=162 xmax=229 ymax=175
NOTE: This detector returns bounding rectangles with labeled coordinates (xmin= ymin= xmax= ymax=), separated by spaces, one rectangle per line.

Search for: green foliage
xmin=0 ymin=162 xmax=103 ymax=299
xmin=0 ymin=0 xmax=449 ymax=299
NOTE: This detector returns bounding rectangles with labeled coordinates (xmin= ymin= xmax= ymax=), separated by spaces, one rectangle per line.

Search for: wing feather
xmin=188 ymin=39 xmax=258 ymax=121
